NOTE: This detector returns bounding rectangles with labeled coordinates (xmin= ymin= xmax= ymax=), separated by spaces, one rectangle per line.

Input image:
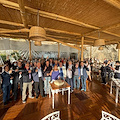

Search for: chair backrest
xmin=101 ymin=111 xmax=119 ymax=120
xmin=41 ymin=111 xmax=60 ymax=120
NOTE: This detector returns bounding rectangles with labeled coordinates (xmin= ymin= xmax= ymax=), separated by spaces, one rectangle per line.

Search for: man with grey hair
xmin=67 ymin=60 xmax=74 ymax=92
xmin=21 ymin=63 xmax=34 ymax=103
xmin=79 ymin=61 xmax=89 ymax=92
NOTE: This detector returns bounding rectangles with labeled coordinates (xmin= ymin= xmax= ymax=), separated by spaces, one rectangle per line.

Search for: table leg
xmin=110 ymin=80 xmax=113 ymax=94
xmin=62 ymin=88 xmax=64 ymax=95
xmin=115 ymin=87 xmax=119 ymax=103
xmin=68 ymin=87 xmax=70 ymax=104
xmin=49 ymin=87 xmax=51 ymax=98
xmin=52 ymin=90 xmax=55 ymax=109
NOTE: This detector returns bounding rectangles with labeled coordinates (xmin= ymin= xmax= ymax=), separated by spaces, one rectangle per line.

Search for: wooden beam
xmin=0 ymin=20 xmax=82 ymax=37
xmin=81 ymin=37 xmax=84 ymax=61
xmin=46 ymin=37 xmax=81 ymax=50
xmin=0 ymin=20 xmax=24 ymax=27
xmin=47 ymin=34 xmax=94 ymax=43
xmin=17 ymin=0 xmax=28 ymax=28
xmin=104 ymin=0 xmax=120 ymax=9
xmin=85 ymin=29 xmax=120 ymax=39
xmin=28 ymin=40 xmax=32 ymax=60
xmin=57 ymin=40 xmax=93 ymax=45
xmin=0 ymin=20 xmax=118 ymax=45
xmin=1 ymin=0 xmax=120 ymax=39
xmin=0 ymin=28 xmax=29 ymax=34
xmin=105 ymin=41 xmax=119 ymax=45
xmin=0 ymin=0 xmax=99 ymax=30
xmin=0 ymin=34 xmax=27 ymax=39
xmin=103 ymin=23 xmax=120 ymax=30
xmin=90 ymin=46 xmax=92 ymax=59
xmin=102 ymin=30 xmax=120 ymax=38
xmin=28 ymin=8 xmax=99 ymax=30
xmin=0 ymin=27 xmax=93 ymax=45
xmin=44 ymin=28 xmax=81 ymax=36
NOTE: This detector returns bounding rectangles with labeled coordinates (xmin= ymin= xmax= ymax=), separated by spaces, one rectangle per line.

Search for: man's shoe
xmin=29 ymin=96 xmax=34 ymax=99
xmin=8 ymin=98 xmax=12 ymax=102
xmin=42 ymin=94 xmax=47 ymax=97
xmin=101 ymin=82 xmax=105 ymax=84
xmin=36 ymin=96 xmax=38 ymax=99
xmin=81 ymin=89 xmax=84 ymax=91
xmin=22 ymin=100 xmax=26 ymax=104
xmin=4 ymin=102 xmax=7 ymax=105
xmin=84 ymin=89 xmax=86 ymax=92
xmin=105 ymin=83 xmax=108 ymax=85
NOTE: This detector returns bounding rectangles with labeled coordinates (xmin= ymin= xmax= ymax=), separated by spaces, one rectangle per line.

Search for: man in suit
xmin=79 ymin=61 xmax=89 ymax=92
xmin=32 ymin=62 xmax=45 ymax=98
xmin=1 ymin=65 xmax=12 ymax=105
xmin=99 ymin=62 xmax=107 ymax=84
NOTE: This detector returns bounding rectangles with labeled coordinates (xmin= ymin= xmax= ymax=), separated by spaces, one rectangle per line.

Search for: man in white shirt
xmin=67 ymin=61 xmax=73 ymax=92
xmin=32 ymin=62 xmax=45 ymax=98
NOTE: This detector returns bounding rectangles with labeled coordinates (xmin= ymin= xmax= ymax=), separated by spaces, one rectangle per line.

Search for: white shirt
xmin=67 ymin=69 xmax=72 ymax=79
xmin=114 ymin=67 xmax=120 ymax=73
xmin=38 ymin=67 xmax=42 ymax=77
xmin=81 ymin=67 xmax=83 ymax=76
xmin=67 ymin=65 xmax=72 ymax=79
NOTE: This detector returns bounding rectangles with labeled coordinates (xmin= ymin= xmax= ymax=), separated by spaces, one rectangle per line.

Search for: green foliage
xmin=10 ymin=51 xmax=20 ymax=60
xmin=1 ymin=54 xmax=6 ymax=62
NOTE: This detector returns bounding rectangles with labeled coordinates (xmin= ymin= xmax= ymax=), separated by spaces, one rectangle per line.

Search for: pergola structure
xmin=0 ymin=0 xmax=120 ymax=60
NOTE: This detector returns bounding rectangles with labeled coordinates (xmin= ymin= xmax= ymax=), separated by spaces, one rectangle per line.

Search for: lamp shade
xmin=34 ymin=41 xmax=42 ymax=46
xmin=98 ymin=46 xmax=103 ymax=50
xmin=116 ymin=43 xmax=120 ymax=49
xmin=94 ymin=39 xmax=105 ymax=46
xmin=29 ymin=26 xmax=46 ymax=41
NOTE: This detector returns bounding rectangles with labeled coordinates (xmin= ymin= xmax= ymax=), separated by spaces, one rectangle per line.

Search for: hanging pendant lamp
xmin=94 ymin=31 xmax=105 ymax=46
xmin=29 ymin=26 xmax=46 ymax=41
xmin=94 ymin=39 xmax=105 ymax=46
xmin=34 ymin=41 xmax=42 ymax=46
xmin=98 ymin=46 xmax=103 ymax=50
xmin=29 ymin=10 xmax=46 ymax=43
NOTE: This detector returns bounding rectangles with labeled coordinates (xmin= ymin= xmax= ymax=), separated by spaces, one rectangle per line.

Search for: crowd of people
xmin=0 ymin=57 xmax=93 ymax=105
xmin=99 ymin=59 xmax=120 ymax=85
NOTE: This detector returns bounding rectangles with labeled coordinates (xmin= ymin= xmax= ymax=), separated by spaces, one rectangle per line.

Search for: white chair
xmin=41 ymin=111 xmax=60 ymax=120
xmin=101 ymin=111 xmax=120 ymax=120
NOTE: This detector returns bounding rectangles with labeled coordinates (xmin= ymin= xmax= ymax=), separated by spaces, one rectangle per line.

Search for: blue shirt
xmin=51 ymin=71 xmax=59 ymax=80
xmin=1 ymin=71 xmax=11 ymax=86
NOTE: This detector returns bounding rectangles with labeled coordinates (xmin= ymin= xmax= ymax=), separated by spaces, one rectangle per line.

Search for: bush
xmin=1 ymin=55 xmax=6 ymax=62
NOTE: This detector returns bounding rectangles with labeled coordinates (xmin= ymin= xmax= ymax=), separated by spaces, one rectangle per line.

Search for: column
xmin=90 ymin=45 xmax=92 ymax=59
xmin=78 ymin=50 xmax=80 ymax=60
xmin=58 ymin=42 xmax=60 ymax=59
xmin=29 ymin=40 xmax=32 ymax=60
xmin=118 ymin=49 xmax=120 ymax=61
xmin=81 ymin=37 xmax=84 ymax=61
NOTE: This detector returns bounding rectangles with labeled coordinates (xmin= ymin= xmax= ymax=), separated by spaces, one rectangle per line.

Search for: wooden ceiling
xmin=0 ymin=0 xmax=120 ymax=46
